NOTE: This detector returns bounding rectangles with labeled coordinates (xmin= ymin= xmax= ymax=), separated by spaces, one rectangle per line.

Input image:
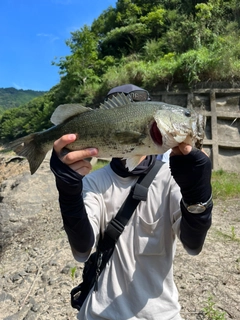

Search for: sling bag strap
xmin=70 ymin=160 xmax=164 ymax=308
xmin=94 ymin=160 xmax=163 ymax=290
xmin=102 ymin=159 xmax=163 ymax=248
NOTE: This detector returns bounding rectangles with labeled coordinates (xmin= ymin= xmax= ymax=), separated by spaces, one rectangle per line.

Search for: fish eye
xmin=185 ymin=110 xmax=191 ymax=117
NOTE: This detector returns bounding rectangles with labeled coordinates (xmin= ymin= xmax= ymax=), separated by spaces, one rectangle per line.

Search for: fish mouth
xmin=150 ymin=121 xmax=163 ymax=146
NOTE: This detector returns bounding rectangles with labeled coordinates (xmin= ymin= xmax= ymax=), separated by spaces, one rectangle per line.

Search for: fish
xmin=6 ymin=93 xmax=205 ymax=174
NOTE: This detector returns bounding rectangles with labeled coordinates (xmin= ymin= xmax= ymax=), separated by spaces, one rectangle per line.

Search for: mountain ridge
xmin=0 ymin=87 xmax=46 ymax=115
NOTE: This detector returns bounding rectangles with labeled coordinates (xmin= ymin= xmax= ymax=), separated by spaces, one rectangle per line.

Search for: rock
xmin=0 ymin=291 xmax=14 ymax=302
xmin=0 ymin=155 xmax=58 ymax=257
xmin=0 ymin=152 xmax=240 ymax=319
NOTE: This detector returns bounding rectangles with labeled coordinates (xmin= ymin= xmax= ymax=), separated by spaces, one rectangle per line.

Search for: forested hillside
xmin=1 ymin=0 xmax=240 ymax=143
xmin=0 ymin=87 xmax=45 ymax=115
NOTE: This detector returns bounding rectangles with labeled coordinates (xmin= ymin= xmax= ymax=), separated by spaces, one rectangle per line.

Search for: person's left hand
xmin=170 ymin=143 xmax=192 ymax=156
xmin=170 ymin=143 xmax=208 ymax=157
xmin=169 ymin=143 xmax=212 ymax=204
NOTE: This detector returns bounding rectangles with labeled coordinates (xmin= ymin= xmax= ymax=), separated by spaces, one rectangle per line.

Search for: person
xmin=50 ymin=84 xmax=213 ymax=320
xmin=156 ymin=149 xmax=171 ymax=162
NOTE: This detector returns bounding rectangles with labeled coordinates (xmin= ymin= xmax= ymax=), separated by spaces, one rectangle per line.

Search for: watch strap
xmin=182 ymin=195 xmax=213 ymax=214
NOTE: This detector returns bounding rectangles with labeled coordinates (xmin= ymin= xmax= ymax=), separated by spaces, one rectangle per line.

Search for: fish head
xmin=150 ymin=106 xmax=205 ymax=151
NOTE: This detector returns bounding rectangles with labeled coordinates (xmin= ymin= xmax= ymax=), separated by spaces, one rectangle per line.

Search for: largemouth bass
xmin=7 ymin=93 xmax=205 ymax=174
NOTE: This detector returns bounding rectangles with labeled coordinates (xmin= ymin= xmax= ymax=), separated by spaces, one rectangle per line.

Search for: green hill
xmin=0 ymin=87 xmax=45 ymax=115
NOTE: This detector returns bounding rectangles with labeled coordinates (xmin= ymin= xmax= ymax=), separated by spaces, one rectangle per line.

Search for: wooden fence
xmin=151 ymin=88 xmax=240 ymax=172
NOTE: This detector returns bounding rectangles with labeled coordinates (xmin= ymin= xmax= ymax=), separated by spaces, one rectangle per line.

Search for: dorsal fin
xmin=100 ymin=93 xmax=133 ymax=109
xmin=50 ymin=104 xmax=92 ymax=125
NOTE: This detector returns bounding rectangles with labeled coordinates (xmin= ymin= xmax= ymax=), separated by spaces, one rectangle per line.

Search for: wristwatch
xmin=182 ymin=195 xmax=213 ymax=214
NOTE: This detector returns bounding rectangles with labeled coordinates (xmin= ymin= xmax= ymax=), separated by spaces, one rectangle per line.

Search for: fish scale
xmin=6 ymin=93 xmax=205 ymax=174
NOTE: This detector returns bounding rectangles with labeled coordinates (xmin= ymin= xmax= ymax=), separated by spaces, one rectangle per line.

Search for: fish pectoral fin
xmin=173 ymin=136 xmax=186 ymax=143
xmin=114 ymin=131 xmax=145 ymax=144
xmin=125 ymin=156 xmax=144 ymax=172
xmin=51 ymin=104 xmax=92 ymax=125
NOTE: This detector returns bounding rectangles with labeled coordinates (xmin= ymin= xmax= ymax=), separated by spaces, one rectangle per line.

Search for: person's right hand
xmin=53 ymin=134 xmax=98 ymax=176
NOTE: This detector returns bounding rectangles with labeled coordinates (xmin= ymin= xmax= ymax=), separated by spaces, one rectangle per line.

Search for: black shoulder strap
xmin=101 ymin=160 xmax=163 ymax=248
xmin=75 ymin=160 xmax=164 ymax=297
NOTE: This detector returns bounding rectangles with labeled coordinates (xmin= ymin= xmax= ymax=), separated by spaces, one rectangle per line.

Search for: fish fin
xmin=125 ymin=156 xmax=144 ymax=171
xmin=114 ymin=131 xmax=145 ymax=144
xmin=100 ymin=93 xmax=132 ymax=109
xmin=51 ymin=104 xmax=92 ymax=125
xmin=173 ymin=135 xmax=187 ymax=143
xmin=7 ymin=134 xmax=47 ymax=174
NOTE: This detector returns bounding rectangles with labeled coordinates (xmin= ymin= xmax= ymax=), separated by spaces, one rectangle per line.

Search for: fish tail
xmin=7 ymin=133 xmax=47 ymax=174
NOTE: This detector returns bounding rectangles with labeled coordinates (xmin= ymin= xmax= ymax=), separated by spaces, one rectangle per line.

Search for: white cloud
xmin=52 ymin=0 xmax=72 ymax=4
xmin=12 ymin=82 xmax=29 ymax=90
xmin=12 ymin=82 xmax=21 ymax=89
xmin=37 ymin=33 xmax=52 ymax=37
xmin=37 ymin=33 xmax=60 ymax=42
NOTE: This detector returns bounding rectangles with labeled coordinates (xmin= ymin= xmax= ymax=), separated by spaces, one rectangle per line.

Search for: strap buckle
xmin=132 ymin=183 xmax=148 ymax=201
xmin=104 ymin=218 xmax=125 ymax=242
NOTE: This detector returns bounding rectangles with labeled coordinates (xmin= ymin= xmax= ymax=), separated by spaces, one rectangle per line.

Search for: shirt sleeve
xmin=179 ymin=202 xmax=212 ymax=255
xmin=169 ymin=149 xmax=212 ymax=255
xmin=169 ymin=170 xmax=212 ymax=256
xmin=50 ymin=150 xmax=94 ymax=261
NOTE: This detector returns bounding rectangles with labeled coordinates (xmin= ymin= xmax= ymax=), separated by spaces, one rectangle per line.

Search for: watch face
xmin=187 ymin=204 xmax=206 ymax=214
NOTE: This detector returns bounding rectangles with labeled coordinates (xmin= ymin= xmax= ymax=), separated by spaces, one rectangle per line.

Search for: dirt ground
xmin=0 ymin=156 xmax=239 ymax=320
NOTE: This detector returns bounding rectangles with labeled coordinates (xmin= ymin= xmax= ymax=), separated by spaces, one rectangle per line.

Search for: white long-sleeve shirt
xmin=74 ymin=162 xmax=183 ymax=320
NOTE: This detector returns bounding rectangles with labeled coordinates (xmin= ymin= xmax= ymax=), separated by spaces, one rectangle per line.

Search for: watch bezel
xmin=187 ymin=204 xmax=207 ymax=214
xmin=182 ymin=195 xmax=213 ymax=214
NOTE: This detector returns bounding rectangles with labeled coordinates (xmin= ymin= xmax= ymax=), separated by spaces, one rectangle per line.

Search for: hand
xmin=170 ymin=143 xmax=192 ymax=156
xmin=170 ymin=143 xmax=208 ymax=157
xmin=169 ymin=143 xmax=212 ymax=203
xmin=53 ymin=134 xmax=98 ymax=176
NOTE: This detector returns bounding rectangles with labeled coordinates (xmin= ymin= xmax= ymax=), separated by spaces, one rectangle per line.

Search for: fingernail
xmin=89 ymin=148 xmax=98 ymax=155
xmin=68 ymin=134 xmax=76 ymax=140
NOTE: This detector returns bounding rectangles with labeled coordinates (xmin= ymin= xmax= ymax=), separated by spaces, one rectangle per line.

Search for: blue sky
xmin=0 ymin=0 xmax=117 ymax=92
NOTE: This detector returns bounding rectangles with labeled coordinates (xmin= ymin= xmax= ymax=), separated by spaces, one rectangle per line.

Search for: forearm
xmin=180 ymin=202 xmax=212 ymax=254
xmin=50 ymin=150 xmax=94 ymax=253
xmin=170 ymin=149 xmax=213 ymax=254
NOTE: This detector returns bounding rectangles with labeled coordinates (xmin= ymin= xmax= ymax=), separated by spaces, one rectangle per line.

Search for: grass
xmin=92 ymin=159 xmax=110 ymax=171
xmin=211 ymin=169 xmax=240 ymax=200
xmin=70 ymin=266 xmax=77 ymax=282
xmin=203 ymin=296 xmax=226 ymax=320
xmin=215 ymin=227 xmax=240 ymax=243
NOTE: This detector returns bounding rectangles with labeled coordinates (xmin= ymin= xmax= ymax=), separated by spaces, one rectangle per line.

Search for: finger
xmin=178 ymin=143 xmax=192 ymax=155
xmin=63 ymin=148 xmax=98 ymax=165
xmin=69 ymin=160 xmax=93 ymax=176
xmin=53 ymin=134 xmax=77 ymax=154
xmin=201 ymin=148 xmax=209 ymax=157
xmin=170 ymin=146 xmax=182 ymax=156
xmin=170 ymin=143 xmax=192 ymax=156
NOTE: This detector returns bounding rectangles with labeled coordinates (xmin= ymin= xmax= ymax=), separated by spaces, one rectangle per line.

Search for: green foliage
xmin=0 ymin=87 xmax=45 ymax=116
xmin=70 ymin=266 xmax=77 ymax=282
xmin=215 ymin=225 xmax=240 ymax=243
xmin=100 ymin=23 xmax=150 ymax=58
xmin=203 ymin=295 xmax=226 ymax=320
xmin=2 ymin=0 xmax=240 ymax=143
xmin=211 ymin=169 xmax=240 ymax=200
xmin=92 ymin=160 xmax=110 ymax=172
xmin=140 ymin=7 xmax=166 ymax=38
xmin=143 ymin=39 xmax=164 ymax=62
xmin=176 ymin=47 xmax=214 ymax=83
xmin=91 ymin=6 xmax=117 ymax=37
xmin=0 ymin=90 xmax=56 ymax=142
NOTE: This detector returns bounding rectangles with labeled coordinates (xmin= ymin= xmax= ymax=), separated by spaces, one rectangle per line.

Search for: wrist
xmin=181 ymin=195 xmax=213 ymax=214
xmin=50 ymin=149 xmax=83 ymax=195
